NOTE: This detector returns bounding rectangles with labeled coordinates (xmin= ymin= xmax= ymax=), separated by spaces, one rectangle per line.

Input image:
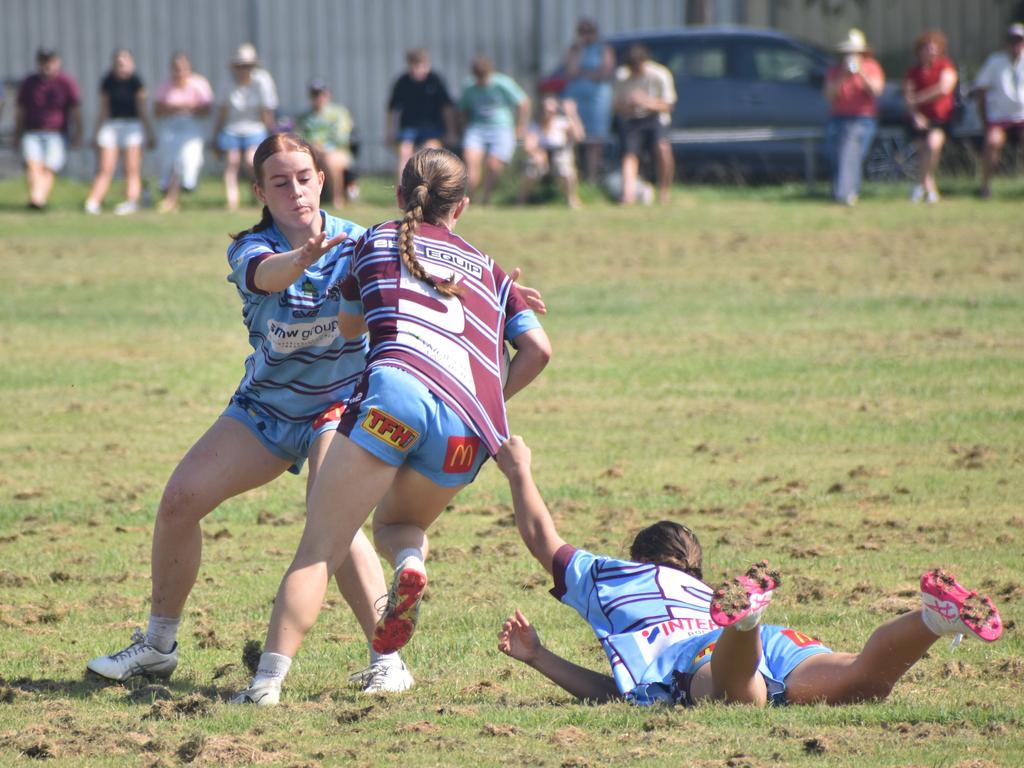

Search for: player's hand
xmin=498 ymin=609 xmax=541 ymax=664
xmin=508 ymin=267 xmax=546 ymax=315
xmin=295 ymin=232 xmax=349 ymax=270
xmin=496 ymin=435 xmax=532 ymax=479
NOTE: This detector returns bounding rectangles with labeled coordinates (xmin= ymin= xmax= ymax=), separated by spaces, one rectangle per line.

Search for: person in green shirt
xmin=458 ymin=56 xmax=530 ymax=204
xmin=297 ymin=79 xmax=355 ymax=209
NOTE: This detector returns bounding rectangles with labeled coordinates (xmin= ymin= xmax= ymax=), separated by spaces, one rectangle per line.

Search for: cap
xmin=36 ymin=47 xmax=58 ymax=60
xmin=308 ymin=78 xmax=328 ymax=93
xmin=835 ymin=28 xmax=869 ymax=54
xmin=1008 ymin=22 xmax=1024 ymax=39
xmin=231 ymin=43 xmax=259 ymax=66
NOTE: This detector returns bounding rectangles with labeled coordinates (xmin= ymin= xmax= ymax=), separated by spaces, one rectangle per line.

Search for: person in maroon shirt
xmin=903 ymin=30 xmax=958 ymax=203
xmin=14 ymin=48 xmax=82 ymax=210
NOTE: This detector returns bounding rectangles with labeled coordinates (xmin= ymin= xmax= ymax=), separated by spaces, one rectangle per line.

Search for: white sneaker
xmin=87 ymin=628 xmax=178 ymax=681
xmin=113 ymin=200 xmax=138 ymax=216
xmin=925 ymin=190 xmax=940 ymax=204
xmin=84 ymin=200 xmax=101 ymax=215
xmin=910 ymin=184 xmax=925 ymax=203
xmin=348 ymin=660 xmax=414 ymax=694
xmin=230 ymin=679 xmax=281 ymax=706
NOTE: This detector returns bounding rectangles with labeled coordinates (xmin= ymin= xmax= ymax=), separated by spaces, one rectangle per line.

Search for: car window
xmin=648 ymin=41 xmax=727 ymax=81
xmin=749 ymin=44 xmax=818 ymax=84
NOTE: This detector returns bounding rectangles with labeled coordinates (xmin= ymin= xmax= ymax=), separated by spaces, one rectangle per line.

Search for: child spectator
xmin=518 ymin=96 xmax=584 ymax=208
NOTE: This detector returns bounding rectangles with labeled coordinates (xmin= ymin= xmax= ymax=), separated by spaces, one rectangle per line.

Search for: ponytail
xmin=230 ymin=205 xmax=274 ymax=241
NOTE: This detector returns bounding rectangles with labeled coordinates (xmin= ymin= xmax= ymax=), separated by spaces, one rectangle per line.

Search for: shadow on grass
xmin=1 ymin=674 xmax=233 ymax=705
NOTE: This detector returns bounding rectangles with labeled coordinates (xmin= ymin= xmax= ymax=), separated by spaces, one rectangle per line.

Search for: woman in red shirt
xmin=904 ymin=30 xmax=959 ymax=203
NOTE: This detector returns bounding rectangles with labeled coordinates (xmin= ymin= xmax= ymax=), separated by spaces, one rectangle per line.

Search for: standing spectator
xmin=14 ymin=48 xmax=81 ymax=210
xmin=386 ymin=49 xmax=457 ymax=184
xmin=972 ymin=23 xmax=1024 ymax=199
xmin=518 ymin=96 xmax=584 ymax=208
xmin=824 ymin=29 xmax=885 ymax=206
xmin=84 ymin=49 xmax=154 ymax=215
xmin=297 ymin=79 xmax=355 ymax=210
xmin=562 ymin=18 xmax=614 ymax=183
xmin=459 ymin=56 xmax=530 ymax=205
xmin=212 ymin=43 xmax=278 ymax=210
xmin=904 ymin=31 xmax=958 ymax=203
xmin=153 ymin=52 xmax=213 ymax=213
xmin=612 ymin=44 xmax=676 ymax=205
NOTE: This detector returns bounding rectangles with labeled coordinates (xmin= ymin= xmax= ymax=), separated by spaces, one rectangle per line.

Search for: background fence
xmin=1 ymin=0 xmax=1019 ymax=177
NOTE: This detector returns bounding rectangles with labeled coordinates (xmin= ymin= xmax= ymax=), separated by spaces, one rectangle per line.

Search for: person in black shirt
xmin=85 ymin=48 xmax=154 ymax=215
xmin=385 ymin=49 xmax=457 ymax=183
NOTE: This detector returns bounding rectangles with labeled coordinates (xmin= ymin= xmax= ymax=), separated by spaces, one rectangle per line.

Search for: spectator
xmin=904 ymin=31 xmax=958 ymax=203
xmin=84 ymin=48 xmax=154 ymax=215
xmin=153 ymin=52 xmax=213 ymax=213
xmin=296 ymin=79 xmax=355 ymax=209
xmin=14 ymin=48 xmax=82 ymax=210
xmin=562 ymin=17 xmax=614 ymax=183
xmin=212 ymin=43 xmax=278 ymax=210
xmin=518 ymin=95 xmax=584 ymax=208
xmin=824 ymin=29 xmax=885 ymax=206
xmin=386 ymin=49 xmax=457 ymax=184
xmin=612 ymin=44 xmax=676 ymax=205
xmin=459 ymin=56 xmax=530 ymax=205
xmin=972 ymin=23 xmax=1024 ymax=199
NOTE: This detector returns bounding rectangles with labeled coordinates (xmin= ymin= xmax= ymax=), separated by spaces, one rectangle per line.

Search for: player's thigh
xmin=372 ymin=466 xmax=465 ymax=533
xmin=160 ymin=416 xmax=291 ymax=522
xmin=782 ymin=651 xmax=859 ymax=704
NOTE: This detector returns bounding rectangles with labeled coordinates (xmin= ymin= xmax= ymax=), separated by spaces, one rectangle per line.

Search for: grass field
xmin=1 ymin=174 xmax=1022 ymax=767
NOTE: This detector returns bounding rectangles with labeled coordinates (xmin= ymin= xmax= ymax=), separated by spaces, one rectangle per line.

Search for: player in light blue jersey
xmin=494 ymin=436 xmax=1003 ymax=707
xmin=88 ymin=134 xmax=414 ymax=694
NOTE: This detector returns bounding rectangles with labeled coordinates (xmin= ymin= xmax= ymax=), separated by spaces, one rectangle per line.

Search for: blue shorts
xmin=463 ymin=125 xmax=517 ymax=164
xmin=21 ymin=131 xmax=67 ymax=171
xmin=217 ymin=129 xmax=268 ymax=153
xmin=397 ymin=126 xmax=444 ymax=145
xmin=339 ymin=365 xmax=488 ymax=487
xmin=224 ymin=396 xmax=346 ymax=475
xmin=631 ymin=624 xmax=833 ymax=707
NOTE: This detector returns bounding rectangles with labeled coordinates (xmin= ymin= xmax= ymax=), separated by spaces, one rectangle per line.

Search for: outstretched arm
xmin=499 ymin=609 xmax=620 ymax=702
xmin=495 ymin=436 xmax=566 ymax=574
xmin=253 ymin=232 xmax=350 ymax=293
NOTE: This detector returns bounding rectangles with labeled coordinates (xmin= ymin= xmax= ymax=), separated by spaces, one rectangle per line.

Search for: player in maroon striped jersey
xmin=234 ymin=148 xmax=551 ymax=704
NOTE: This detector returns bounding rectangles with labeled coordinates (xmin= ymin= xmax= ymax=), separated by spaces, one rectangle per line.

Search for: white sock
xmin=395 ymin=547 xmax=424 ymax=567
xmin=253 ymin=652 xmax=292 ymax=687
xmin=733 ymin=608 xmax=765 ymax=632
xmin=921 ymin=606 xmax=955 ymax=636
xmin=146 ymin=615 xmax=180 ymax=654
xmin=369 ymin=644 xmax=402 ymax=666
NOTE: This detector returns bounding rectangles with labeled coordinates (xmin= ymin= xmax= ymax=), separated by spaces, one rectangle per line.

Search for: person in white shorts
xmin=153 ymin=53 xmax=213 ymax=213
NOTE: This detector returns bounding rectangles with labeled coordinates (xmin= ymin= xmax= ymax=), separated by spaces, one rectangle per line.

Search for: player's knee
xmin=156 ymin=480 xmax=206 ymax=526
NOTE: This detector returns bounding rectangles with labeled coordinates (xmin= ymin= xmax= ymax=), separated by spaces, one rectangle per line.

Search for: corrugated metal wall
xmin=0 ymin=0 xmax=1016 ymax=177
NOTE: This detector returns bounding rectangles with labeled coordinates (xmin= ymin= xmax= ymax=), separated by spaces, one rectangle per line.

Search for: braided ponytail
xmin=397 ymin=148 xmax=468 ymax=298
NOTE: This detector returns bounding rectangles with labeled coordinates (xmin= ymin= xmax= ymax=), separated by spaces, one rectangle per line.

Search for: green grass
xmin=1 ymin=175 xmax=1022 ymax=766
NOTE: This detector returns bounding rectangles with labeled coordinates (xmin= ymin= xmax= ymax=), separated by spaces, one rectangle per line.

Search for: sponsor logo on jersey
xmin=443 ymin=436 xmax=481 ymax=473
xmin=425 ymin=246 xmax=483 ymax=278
xmin=266 ymin=319 xmax=339 ymax=352
xmin=301 ymin=278 xmax=317 ymax=297
xmin=781 ymin=629 xmax=822 ymax=648
xmin=362 ymin=408 xmax=418 ymax=450
xmin=312 ymin=402 xmax=346 ymax=430
xmin=634 ymin=614 xmax=716 ymax=664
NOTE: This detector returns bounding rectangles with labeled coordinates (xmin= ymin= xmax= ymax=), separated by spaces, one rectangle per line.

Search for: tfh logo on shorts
xmin=362 ymin=408 xmax=419 ymax=450
xmin=443 ymin=436 xmax=481 ymax=473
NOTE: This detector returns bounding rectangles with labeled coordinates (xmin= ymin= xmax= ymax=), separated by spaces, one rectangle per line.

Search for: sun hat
xmin=836 ymin=28 xmax=869 ymax=54
xmin=231 ymin=43 xmax=259 ymax=66
xmin=1008 ymin=23 xmax=1024 ymax=39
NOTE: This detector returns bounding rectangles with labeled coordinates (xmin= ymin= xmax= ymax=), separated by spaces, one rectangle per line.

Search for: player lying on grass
xmin=494 ymin=436 xmax=1003 ymax=706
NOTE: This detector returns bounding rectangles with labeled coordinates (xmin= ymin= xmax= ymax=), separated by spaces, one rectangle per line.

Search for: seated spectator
xmin=212 ymin=43 xmax=278 ymax=210
xmin=297 ymin=79 xmax=355 ymax=209
xmin=518 ymin=96 xmax=584 ymax=208
xmin=153 ymin=52 xmax=213 ymax=213
xmin=15 ymin=48 xmax=81 ymax=210
xmin=459 ymin=56 xmax=530 ymax=204
xmin=612 ymin=44 xmax=676 ymax=205
xmin=84 ymin=48 xmax=154 ymax=215
xmin=824 ymin=29 xmax=885 ymax=206
xmin=386 ymin=49 xmax=457 ymax=184
xmin=972 ymin=23 xmax=1024 ymax=199
xmin=903 ymin=30 xmax=958 ymax=203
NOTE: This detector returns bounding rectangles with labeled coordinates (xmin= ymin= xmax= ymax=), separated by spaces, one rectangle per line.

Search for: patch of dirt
xmin=242 ymin=639 xmax=262 ymax=675
xmin=125 ymin=684 xmax=174 ymax=703
xmin=144 ymin=694 xmax=214 ymax=720
xmin=871 ymin=594 xmax=918 ymax=615
xmin=941 ymin=661 xmax=975 ymax=678
xmin=400 ymin=721 xmax=439 ymax=734
xmin=950 ymin=443 xmax=994 ymax=470
xmin=193 ymin=627 xmax=223 ymax=649
xmin=335 ymin=705 xmax=374 ymax=724
xmin=803 ymin=737 xmax=830 ymax=755
xmin=480 ymin=723 xmax=520 ymax=737
xmin=551 ymin=726 xmax=586 ymax=747
xmin=0 ymin=570 xmax=28 ymax=587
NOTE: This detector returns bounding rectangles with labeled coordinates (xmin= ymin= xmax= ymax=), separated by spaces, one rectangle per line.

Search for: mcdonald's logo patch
xmin=693 ymin=642 xmax=716 ymax=664
xmin=443 ymin=436 xmax=481 ymax=473
xmin=312 ymin=402 xmax=346 ymax=430
xmin=781 ymin=629 xmax=822 ymax=648
xmin=362 ymin=408 xmax=419 ymax=451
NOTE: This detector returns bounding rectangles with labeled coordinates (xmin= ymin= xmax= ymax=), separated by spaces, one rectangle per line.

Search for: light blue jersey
xmin=226 ymin=212 xmax=368 ymax=423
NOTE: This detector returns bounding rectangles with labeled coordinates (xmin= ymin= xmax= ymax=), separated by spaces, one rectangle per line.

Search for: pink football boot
xmin=710 ymin=561 xmax=782 ymax=631
xmin=920 ymin=568 xmax=1002 ymax=642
